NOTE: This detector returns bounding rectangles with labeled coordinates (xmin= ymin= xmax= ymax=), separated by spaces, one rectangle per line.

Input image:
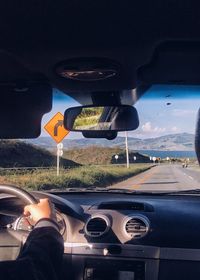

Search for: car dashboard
xmin=1 ymin=191 xmax=200 ymax=280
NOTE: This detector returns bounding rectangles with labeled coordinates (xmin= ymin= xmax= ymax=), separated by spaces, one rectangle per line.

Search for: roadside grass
xmin=0 ymin=164 xmax=153 ymax=191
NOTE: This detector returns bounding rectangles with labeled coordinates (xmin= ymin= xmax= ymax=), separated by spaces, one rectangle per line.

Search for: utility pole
xmin=125 ymin=131 xmax=130 ymax=168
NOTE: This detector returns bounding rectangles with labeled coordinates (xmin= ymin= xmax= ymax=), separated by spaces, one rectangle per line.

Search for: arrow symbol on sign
xmin=54 ymin=120 xmax=63 ymax=136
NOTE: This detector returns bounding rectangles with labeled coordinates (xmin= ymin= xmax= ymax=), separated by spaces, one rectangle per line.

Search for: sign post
xmin=125 ymin=131 xmax=130 ymax=168
xmin=152 ymin=157 xmax=157 ymax=163
xmin=44 ymin=112 xmax=69 ymax=176
xmin=115 ymin=154 xmax=119 ymax=164
xmin=166 ymin=157 xmax=170 ymax=164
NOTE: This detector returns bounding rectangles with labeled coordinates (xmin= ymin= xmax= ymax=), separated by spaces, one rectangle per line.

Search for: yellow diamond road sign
xmin=44 ymin=112 xmax=70 ymax=143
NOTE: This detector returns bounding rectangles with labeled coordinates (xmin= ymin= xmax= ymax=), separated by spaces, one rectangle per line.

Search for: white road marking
xmin=182 ymin=170 xmax=195 ymax=181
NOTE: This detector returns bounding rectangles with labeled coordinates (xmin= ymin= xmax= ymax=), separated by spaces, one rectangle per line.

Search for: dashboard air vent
xmin=124 ymin=215 xmax=149 ymax=239
xmin=85 ymin=216 xmax=109 ymax=237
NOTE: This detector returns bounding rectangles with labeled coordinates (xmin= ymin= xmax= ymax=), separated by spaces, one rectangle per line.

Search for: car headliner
xmin=0 ymin=1 xmax=200 ymax=138
xmin=0 ymin=1 xmax=199 ymax=96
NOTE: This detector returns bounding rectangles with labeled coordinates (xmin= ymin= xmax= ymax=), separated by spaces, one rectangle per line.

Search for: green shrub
xmin=0 ymin=164 xmax=152 ymax=191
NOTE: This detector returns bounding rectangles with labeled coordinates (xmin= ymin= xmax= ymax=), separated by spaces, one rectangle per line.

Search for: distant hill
xmin=0 ymin=140 xmax=79 ymax=168
xmin=64 ymin=146 xmax=151 ymax=165
xmin=23 ymin=136 xmax=127 ymax=150
xmin=131 ymin=133 xmax=195 ymax=151
xmin=24 ymin=133 xmax=195 ymax=151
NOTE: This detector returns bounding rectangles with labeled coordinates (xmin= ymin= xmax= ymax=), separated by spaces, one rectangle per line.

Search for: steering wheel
xmin=0 ymin=185 xmax=38 ymax=260
xmin=0 ymin=184 xmax=37 ymax=204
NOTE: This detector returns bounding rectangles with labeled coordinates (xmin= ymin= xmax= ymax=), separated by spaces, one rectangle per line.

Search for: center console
xmin=70 ymin=255 xmax=159 ymax=280
xmin=84 ymin=259 xmax=145 ymax=280
xmin=64 ymin=242 xmax=159 ymax=280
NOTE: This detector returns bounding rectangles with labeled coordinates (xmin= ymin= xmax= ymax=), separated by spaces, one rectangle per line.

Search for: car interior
xmin=1 ymin=1 xmax=200 ymax=280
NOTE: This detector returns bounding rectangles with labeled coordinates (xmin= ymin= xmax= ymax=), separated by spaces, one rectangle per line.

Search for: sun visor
xmin=138 ymin=42 xmax=200 ymax=85
xmin=195 ymin=108 xmax=200 ymax=164
xmin=0 ymin=83 xmax=52 ymax=138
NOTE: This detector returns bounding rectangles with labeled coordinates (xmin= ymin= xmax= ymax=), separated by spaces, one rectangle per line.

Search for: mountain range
xmin=23 ymin=133 xmax=195 ymax=152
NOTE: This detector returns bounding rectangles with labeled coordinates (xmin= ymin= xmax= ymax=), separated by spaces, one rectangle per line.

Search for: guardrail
xmin=0 ymin=166 xmax=56 ymax=171
xmin=0 ymin=163 xmax=153 ymax=170
xmin=0 ymin=166 xmax=67 ymax=175
xmin=0 ymin=163 xmax=156 ymax=174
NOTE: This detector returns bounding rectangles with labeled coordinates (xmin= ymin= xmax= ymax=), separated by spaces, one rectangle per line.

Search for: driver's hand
xmin=24 ymin=198 xmax=57 ymax=224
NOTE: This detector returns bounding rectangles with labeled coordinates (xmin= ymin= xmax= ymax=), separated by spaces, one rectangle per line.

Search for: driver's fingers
xmin=39 ymin=198 xmax=53 ymax=210
xmin=24 ymin=205 xmax=31 ymax=216
xmin=39 ymin=198 xmax=50 ymax=205
xmin=39 ymin=198 xmax=49 ymax=202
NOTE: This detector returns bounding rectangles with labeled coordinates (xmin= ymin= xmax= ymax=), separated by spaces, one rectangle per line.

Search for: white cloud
xmin=142 ymin=122 xmax=166 ymax=133
xmin=154 ymin=127 xmax=166 ymax=133
xmin=142 ymin=122 xmax=152 ymax=132
xmin=171 ymin=126 xmax=178 ymax=132
xmin=172 ymin=109 xmax=195 ymax=117
xmin=130 ymin=123 xmax=183 ymax=139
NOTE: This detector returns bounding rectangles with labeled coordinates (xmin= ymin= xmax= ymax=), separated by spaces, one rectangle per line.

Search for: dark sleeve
xmin=0 ymin=224 xmax=64 ymax=280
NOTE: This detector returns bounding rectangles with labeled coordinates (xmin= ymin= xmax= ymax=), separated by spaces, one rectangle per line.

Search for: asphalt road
xmin=111 ymin=164 xmax=200 ymax=191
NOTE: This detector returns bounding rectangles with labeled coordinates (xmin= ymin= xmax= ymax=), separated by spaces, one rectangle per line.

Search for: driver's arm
xmin=0 ymin=199 xmax=64 ymax=280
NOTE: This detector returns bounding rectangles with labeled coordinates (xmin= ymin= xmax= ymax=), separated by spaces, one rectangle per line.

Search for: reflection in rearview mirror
xmin=64 ymin=105 xmax=139 ymax=132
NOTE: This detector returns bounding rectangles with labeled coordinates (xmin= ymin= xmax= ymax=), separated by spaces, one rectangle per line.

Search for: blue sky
xmin=41 ymin=85 xmax=200 ymax=140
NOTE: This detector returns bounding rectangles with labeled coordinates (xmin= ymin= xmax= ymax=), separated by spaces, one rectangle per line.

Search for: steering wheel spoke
xmin=0 ymin=228 xmax=26 ymax=261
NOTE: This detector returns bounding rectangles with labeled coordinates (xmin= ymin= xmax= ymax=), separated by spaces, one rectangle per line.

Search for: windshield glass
xmin=1 ymin=86 xmax=200 ymax=193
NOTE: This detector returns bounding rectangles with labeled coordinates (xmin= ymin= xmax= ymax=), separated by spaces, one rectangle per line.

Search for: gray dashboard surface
xmin=56 ymin=192 xmax=200 ymax=249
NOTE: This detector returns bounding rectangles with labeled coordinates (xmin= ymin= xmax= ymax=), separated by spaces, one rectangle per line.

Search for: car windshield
xmin=1 ymin=85 xmax=200 ymax=193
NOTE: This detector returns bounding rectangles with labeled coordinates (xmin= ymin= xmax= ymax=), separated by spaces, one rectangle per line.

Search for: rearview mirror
xmin=64 ymin=105 xmax=139 ymax=132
